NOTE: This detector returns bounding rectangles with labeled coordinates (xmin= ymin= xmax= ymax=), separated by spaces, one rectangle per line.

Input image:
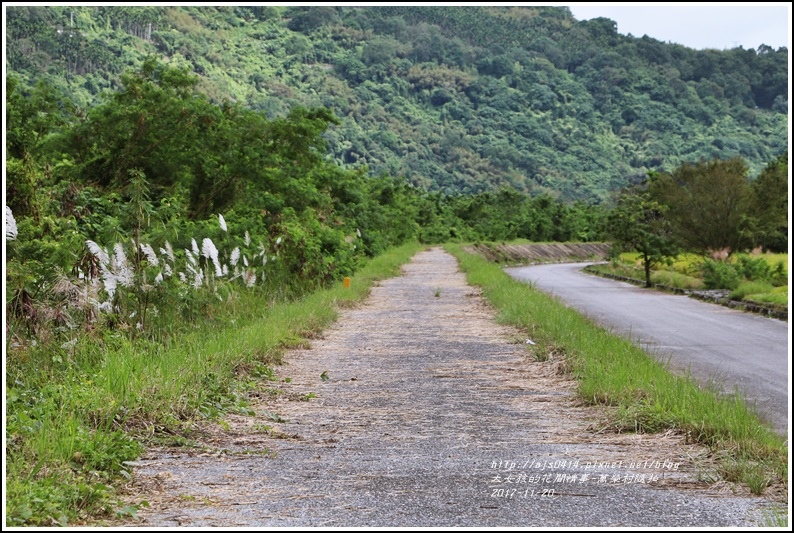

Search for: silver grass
xmin=86 ymin=240 xmax=110 ymax=266
xmin=159 ymin=241 xmax=175 ymax=263
xmin=112 ymin=243 xmax=134 ymax=287
xmin=6 ymin=206 xmax=18 ymax=240
xmin=140 ymin=243 xmax=159 ymax=266
xmin=201 ymin=237 xmax=222 ymax=277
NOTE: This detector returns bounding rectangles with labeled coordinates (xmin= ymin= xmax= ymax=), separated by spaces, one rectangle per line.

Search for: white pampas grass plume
xmin=243 ymin=255 xmax=249 ymax=267
xmin=185 ymin=261 xmax=203 ymax=288
xmin=160 ymin=241 xmax=175 ymax=263
xmin=87 ymin=240 xmax=122 ymax=299
xmin=154 ymin=271 xmax=163 ymax=284
xmin=202 ymin=238 xmax=223 ymax=277
xmin=357 ymin=228 xmax=361 ymax=238
xmin=6 ymin=206 xmax=18 ymax=241
xmin=230 ymin=247 xmax=240 ymax=266
xmin=219 ymin=213 xmax=227 ymax=232
xmin=113 ymin=243 xmax=134 ymax=287
xmin=191 ymin=238 xmax=200 ymax=256
xmin=185 ymin=249 xmax=197 ymax=265
xmin=86 ymin=240 xmax=110 ymax=266
xmin=243 ymin=270 xmax=257 ymax=288
xmin=276 ymin=236 xmax=282 ymax=245
xmin=244 ymin=231 xmax=251 ymax=246
xmin=140 ymin=243 xmax=159 ymax=266
xmin=201 ymin=238 xmax=217 ymax=260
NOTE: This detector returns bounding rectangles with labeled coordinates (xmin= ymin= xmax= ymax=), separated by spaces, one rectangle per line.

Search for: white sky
xmin=567 ymin=3 xmax=791 ymax=51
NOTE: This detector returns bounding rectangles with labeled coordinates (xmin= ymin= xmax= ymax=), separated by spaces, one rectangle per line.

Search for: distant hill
xmin=5 ymin=5 xmax=788 ymax=203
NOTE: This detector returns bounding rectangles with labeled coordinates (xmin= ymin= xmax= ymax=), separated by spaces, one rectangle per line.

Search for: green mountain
xmin=5 ymin=5 xmax=789 ymax=203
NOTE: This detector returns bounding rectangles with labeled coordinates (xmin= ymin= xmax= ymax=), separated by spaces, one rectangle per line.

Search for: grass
xmin=5 ymin=241 xmax=425 ymax=526
xmin=446 ymin=243 xmax=788 ymax=498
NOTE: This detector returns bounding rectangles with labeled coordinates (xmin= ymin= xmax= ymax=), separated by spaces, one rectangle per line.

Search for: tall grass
xmin=5 ymin=241 xmax=424 ymax=526
xmin=446 ymin=243 xmax=787 ymax=493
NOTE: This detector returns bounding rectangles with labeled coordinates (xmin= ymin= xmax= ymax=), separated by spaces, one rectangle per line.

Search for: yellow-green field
xmin=612 ymin=252 xmax=788 ymax=306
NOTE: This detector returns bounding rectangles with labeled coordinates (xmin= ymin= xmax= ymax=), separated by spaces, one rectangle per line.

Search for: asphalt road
xmin=504 ymin=263 xmax=790 ymax=436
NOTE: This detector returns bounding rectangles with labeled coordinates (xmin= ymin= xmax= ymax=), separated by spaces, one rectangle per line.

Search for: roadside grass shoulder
xmin=446 ymin=243 xmax=787 ymax=498
xmin=5 ymin=241 xmax=424 ymax=526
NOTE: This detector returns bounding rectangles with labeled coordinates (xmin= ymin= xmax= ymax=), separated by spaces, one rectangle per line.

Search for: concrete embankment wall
xmin=464 ymin=242 xmax=611 ymax=264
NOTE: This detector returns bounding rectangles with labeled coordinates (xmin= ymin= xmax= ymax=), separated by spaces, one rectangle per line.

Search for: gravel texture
xmin=120 ymin=248 xmax=779 ymax=527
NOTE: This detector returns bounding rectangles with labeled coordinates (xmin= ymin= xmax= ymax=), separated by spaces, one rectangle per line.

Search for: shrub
xmin=701 ymin=259 xmax=741 ymax=290
xmin=735 ymin=256 xmax=773 ymax=283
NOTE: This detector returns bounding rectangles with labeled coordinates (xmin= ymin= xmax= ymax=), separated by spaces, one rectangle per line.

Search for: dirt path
xmin=122 ymin=248 xmax=776 ymax=527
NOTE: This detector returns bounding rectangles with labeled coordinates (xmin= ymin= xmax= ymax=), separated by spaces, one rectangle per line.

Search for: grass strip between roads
xmin=5 ymin=241 xmax=424 ymax=526
xmin=446 ymin=243 xmax=787 ymax=498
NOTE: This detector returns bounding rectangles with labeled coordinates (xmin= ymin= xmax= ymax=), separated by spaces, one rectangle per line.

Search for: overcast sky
xmin=567 ymin=3 xmax=791 ymax=51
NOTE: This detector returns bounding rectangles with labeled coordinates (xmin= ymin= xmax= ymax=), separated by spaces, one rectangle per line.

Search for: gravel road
xmin=122 ymin=248 xmax=779 ymax=527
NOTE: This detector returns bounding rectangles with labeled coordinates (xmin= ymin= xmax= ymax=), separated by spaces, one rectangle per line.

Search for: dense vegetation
xmin=6 ymin=5 xmax=788 ymax=200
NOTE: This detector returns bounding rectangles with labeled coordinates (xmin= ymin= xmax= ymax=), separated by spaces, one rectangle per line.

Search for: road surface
xmin=121 ymin=249 xmax=778 ymax=527
xmin=505 ymin=263 xmax=790 ymax=436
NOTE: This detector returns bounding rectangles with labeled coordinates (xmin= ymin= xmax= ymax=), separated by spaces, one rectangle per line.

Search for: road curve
xmin=504 ymin=263 xmax=790 ymax=436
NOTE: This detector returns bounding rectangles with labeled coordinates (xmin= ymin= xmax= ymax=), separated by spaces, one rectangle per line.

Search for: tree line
xmin=606 ymin=154 xmax=788 ymax=287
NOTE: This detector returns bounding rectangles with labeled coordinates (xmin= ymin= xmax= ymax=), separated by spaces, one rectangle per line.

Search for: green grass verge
xmin=5 ymin=241 xmax=425 ymax=526
xmin=446 ymin=243 xmax=787 ymax=496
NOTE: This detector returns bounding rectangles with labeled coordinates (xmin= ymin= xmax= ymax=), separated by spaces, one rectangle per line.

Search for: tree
xmin=607 ymin=184 xmax=679 ymax=288
xmin=648 ymin=157 xmax=756 ymax=255
xmin=749 ymin=153 xmax=788 ymax=252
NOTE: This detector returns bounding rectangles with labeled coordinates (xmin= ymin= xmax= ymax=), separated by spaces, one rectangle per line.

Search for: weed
xmin=743 ymin=466 xmax=772 ymax=495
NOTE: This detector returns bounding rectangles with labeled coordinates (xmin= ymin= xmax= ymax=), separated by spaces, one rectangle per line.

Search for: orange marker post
xmin=343 ymin=277 xmax=351 ymax=288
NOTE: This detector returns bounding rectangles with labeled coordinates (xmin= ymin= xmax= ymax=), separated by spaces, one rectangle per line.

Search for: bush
xmin=735 ymin=256 xmax=772 ymax=283
xmin=701 ymin=259 xmax=741 ymax=290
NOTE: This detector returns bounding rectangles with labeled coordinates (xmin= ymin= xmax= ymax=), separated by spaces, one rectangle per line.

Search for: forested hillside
xmin=6 ymin=5 xmax=788 ymax=202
